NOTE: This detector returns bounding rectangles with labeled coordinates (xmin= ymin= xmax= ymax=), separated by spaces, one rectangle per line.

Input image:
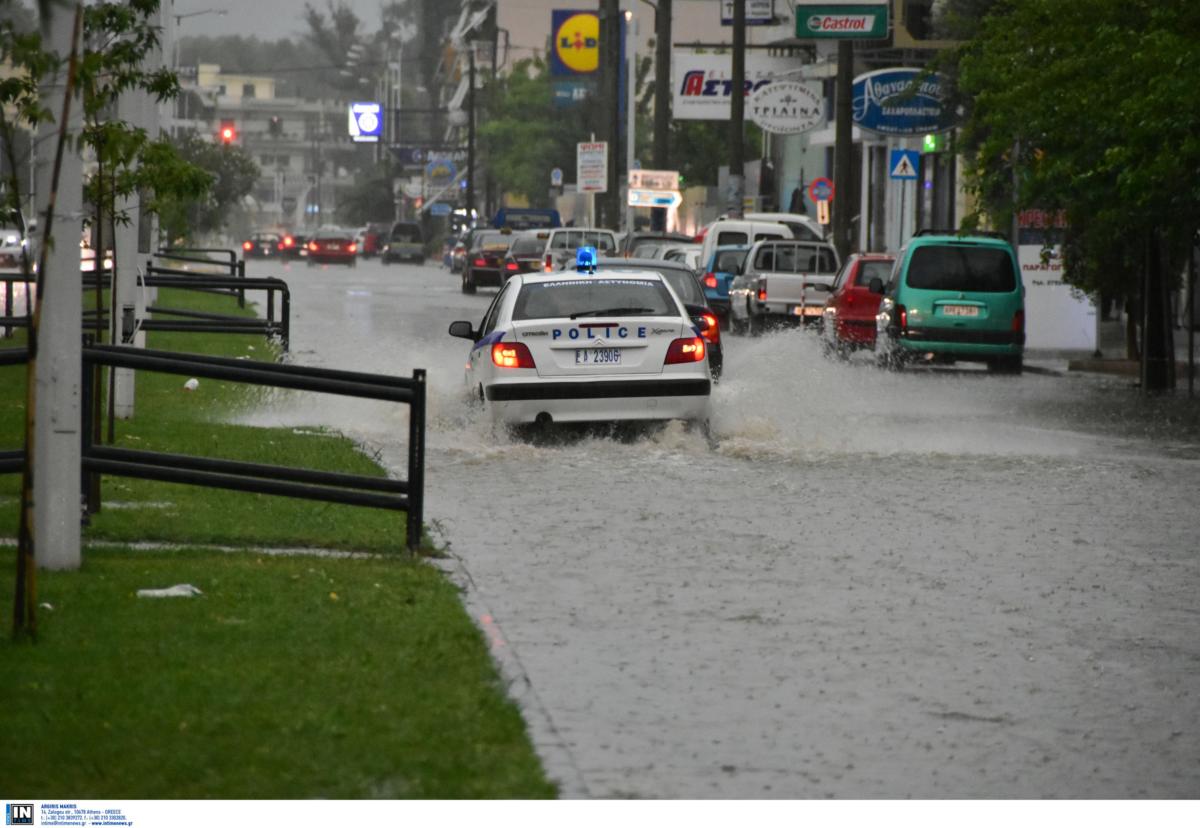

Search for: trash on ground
xmin=136 ymin=584 xmax=204 ymax=598
xmin=183 ymin=378 xmax=199 ymax=391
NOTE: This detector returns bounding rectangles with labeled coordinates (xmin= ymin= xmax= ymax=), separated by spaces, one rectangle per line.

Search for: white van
xmin=743 ymin=212 xmax=826 ymax=243
xmin=697 ymin=218 xmax=792 ymax=273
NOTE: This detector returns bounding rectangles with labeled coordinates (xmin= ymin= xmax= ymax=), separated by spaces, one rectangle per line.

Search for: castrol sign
xmin=795 ymin=2 xmax=889 ymax=39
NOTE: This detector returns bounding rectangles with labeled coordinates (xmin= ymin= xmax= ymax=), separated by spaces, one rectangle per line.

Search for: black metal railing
xmin=1 ymin=344 xmax=427 ymax=552
xmin=75 ymin=270 xmax=291 ymax=350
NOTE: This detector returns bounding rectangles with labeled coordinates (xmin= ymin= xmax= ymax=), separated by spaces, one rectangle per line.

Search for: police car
xmin=448 ymin=248 xmax=712 ymax=429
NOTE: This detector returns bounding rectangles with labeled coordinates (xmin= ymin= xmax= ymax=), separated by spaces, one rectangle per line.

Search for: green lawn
xmin=0 ymin=284 xmax=556 ymax=798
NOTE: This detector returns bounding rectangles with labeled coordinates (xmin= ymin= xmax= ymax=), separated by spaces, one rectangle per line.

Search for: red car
xmin=822 ymin=253 xmax=895 ymax=354
xmin=306 ymin=231 xmax=357 ymax=267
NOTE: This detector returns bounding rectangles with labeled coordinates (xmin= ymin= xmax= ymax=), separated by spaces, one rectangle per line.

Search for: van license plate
xmin=943 ymin=305 xmax=979 ymax=317
xmin=575 ymin=348 xmax=621 ymax=365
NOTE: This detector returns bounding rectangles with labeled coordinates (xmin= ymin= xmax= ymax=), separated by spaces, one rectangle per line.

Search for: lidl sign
xmin=795 ymin=2 xmax=889 ymax=39
xmin=551 ymin=10 xmax=600 ymax=76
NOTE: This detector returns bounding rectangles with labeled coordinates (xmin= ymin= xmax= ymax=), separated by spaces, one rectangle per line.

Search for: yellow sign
xmin=817 ymin=199 xmax=830 ymax=225
xmin=554 ymin=13 xmax=600 ymax=74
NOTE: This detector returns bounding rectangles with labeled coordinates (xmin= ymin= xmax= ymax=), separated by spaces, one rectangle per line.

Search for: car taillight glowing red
xmin=544 ymin=254 xmax=553 ymax=272
xmin=347 ymin=243 xmax=357 ymax=252
xmin=505 ymin=261 xmax=519 ymax=271
xmin=1013 ymin=309 xmax=1025 ymax=333
xmin=474 ymin=257 xmax=487 ymax=267
xmin=242 ymin=241 xmax=252 ymax=251
xmin=491 ymin=342 xmax=536 ymax=369
xmin=664 ymin=336 xmax=706 ymax=364
xmin=699 ymin=312 xmax=720 ymax=344
xmin=897 ymin=304 xmax=908 ymax=330
xmin=308 ymin=241 xmax=318 ymax=251
xmin=703 ymin=273 xmax=718 ymax=289
xmin=283 ymin=235 xmax=294 ymax=247
xmin=757 ymin=283 xmax=767 ymax=302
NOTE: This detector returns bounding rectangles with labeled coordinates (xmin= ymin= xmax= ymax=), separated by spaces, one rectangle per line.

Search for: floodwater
xmin=243 ymin=257 xmax=1200 ymax=798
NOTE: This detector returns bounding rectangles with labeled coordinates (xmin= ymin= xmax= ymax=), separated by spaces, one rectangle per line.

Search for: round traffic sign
xmin=809 ymin=176 xmax=834 ymax=202
xmin=550 ymin=167 xmax=564 ymax=187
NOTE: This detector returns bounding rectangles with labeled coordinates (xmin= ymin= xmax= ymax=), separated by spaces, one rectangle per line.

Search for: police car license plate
xmin=575 ymin=348 xmax=621 ymax=365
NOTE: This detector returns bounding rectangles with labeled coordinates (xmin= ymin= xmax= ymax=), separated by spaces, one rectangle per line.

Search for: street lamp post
xmin=624 ymin=9 xmax=637 ymax=234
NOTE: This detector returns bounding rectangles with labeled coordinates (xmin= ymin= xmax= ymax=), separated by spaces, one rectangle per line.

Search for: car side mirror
xmin=868 ymin=277 xmax=884 ymax=295
xmin=448 ymin=320 xmax=478 ymax=340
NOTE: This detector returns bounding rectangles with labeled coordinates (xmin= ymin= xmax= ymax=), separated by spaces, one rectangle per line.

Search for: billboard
xmin=672 ymin=52 xmax=798 ymax=121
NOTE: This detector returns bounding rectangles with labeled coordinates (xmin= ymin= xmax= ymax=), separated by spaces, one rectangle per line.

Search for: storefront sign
xmin=852 ymin=68 xmax=954 ymax=135
xmin=721 ymin=0 xmax=775 ymax=25
xmin=551 ymin=10 xmax=600 ymax=76
xmin=672 ymin=52 xmax=798 ymax=120
xmin=795 ymin=2 xmax=889 ymax=39
xmin=577 ymin=141 xmax=608 ymax=193
xmin=747 ymin=81 xmax=823 ymax=134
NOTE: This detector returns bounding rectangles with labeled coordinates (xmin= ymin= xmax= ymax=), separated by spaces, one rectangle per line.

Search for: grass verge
xmin=0 ymin=284 xmax=556 ymax=797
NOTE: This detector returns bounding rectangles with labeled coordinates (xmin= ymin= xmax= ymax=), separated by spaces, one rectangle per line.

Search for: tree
xmin=156 ymin=132 xmax=258 ymax=243
xmin=955 ymin=0 xmax=1200 ymax=391
xmin=478 ymin=57 xmax=604 ymax=207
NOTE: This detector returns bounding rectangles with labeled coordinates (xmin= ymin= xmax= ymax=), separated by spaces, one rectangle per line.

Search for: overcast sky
xmin=168 ymin=0 xmax=387 ymax=40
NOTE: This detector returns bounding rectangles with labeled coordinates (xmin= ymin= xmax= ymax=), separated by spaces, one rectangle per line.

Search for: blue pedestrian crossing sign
xmin=889 ymin=149 xmax=920 ymax=180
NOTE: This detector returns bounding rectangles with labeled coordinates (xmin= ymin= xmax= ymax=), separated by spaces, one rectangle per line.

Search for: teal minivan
xmin=871 ymin=231 xmax=1025 ymax=373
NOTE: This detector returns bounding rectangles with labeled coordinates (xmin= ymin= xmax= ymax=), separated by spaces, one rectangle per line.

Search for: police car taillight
xmin=492 ymin=342 xmax=536 ymax=369
xmin=698 ymin=312 xmax=720 ymax=345
xmin=664 ymin=336 xmax=706 ymax=364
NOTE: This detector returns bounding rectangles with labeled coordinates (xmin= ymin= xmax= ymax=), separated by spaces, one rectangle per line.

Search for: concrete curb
xmin=430 ymin=553 xmax=591 ymax=799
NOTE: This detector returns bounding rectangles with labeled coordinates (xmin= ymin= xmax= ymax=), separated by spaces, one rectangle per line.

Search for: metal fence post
xmin=281 ymin=286 xmax=291 ymax=352
xmin=237 ymin=257 xmax=246 ymax=308
xmin=406 ymin=368 xmax=426 ymax=553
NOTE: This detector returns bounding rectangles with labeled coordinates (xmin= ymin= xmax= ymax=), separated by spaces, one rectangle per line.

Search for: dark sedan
xmin=595 ymin=257 xmax=724 ymax=380
xmin=461 ymin=230 xmax=514 ymax=293
xmin=242 ymin=232 xmax=281 ymax=259
xmin=306 ymin=232 xmax=357 ymax=267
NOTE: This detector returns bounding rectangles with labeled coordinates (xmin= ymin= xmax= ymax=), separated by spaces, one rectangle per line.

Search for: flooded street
xmin=246 ymin=257 xmax=1200 ymax=798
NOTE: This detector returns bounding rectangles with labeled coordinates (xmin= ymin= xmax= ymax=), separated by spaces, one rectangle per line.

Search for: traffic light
xmin=922 ymin=133 xmax=944 ymax=153
xmin=219 ymin=121 xmax=237 ymax=145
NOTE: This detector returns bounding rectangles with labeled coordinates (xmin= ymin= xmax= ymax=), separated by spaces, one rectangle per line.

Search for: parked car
xmin=381 ymin=221 xmax=424 ymax=264
xmin=874 ymin=231 xmax=1025 ymax=373
xmin=0 ymin=226 xmax=25 ymax=271
xmin=728 ymin=239 xmax=841 ymax=334
xmin=597 ymin=257 xmax=724 ymax=379
xmin=305 ymin=230 xmax=357 ymax=267
xmin=361 ymin=223 xmax=390 ymax=258
xmin=461 ymin=230 xmax=516 ymax=293
xmin=698 ymin=245 xmax=750 ymax=323
xmin=242 ymin=231 xmax=281 ymax=259
xmin=821 ymin=253 xmax=896 ymax=356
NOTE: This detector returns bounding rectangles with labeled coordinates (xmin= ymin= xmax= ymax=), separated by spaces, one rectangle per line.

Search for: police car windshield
xmin=513 ymin=279 xmax=678 ymax=320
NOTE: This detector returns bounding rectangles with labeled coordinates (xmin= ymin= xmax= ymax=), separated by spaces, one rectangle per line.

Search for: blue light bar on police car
xmin=575 ymin=246 xmax=597 ymax=274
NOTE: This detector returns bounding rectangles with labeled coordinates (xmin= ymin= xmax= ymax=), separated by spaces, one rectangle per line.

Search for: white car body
xmin=451 ymin=269 xmax=712 ymax=427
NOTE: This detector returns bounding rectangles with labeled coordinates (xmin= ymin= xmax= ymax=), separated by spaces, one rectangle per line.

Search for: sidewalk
xmin=1025 ymin=318 xmax=1200 ymax=380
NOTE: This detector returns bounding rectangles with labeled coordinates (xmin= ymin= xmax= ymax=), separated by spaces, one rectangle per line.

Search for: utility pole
xmin=466 ymin=44 xmax=475 ymax=222
xmin=727 ymin=0 xmax=745 ymax=219
xmin=34 ymin=2 xmax=84 ymax=570
xmin=832 ymin=40 xmax=853 ymax=260
xmin=601 ymin=0 xmax=620 ymax=228
xmin=651 ymin=0 xmax=672 ymax=232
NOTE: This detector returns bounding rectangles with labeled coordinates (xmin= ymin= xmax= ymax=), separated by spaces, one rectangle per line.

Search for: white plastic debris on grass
xmin=136 ymin=584 xmax=203 ymax=598
xmin=183 ymin=378 xmax=200 ymax=391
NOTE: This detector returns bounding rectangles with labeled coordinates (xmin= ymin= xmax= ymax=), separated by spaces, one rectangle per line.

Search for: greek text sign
xmin=852 ymin=68 xmax=954 ymax=135
xmin=748 ymin=81 xmax=824 ymax=135
xmin=672 ymin=52 xmax=798 ymax=120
